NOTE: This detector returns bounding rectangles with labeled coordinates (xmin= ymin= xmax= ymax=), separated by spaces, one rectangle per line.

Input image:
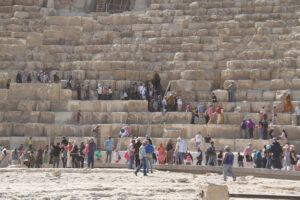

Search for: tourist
xmin=151 ymin=73 xmax=161 ymax=91
xmin=285 ymin=93 xmax=293 ymax=113
xmin=260 ymin=106 xmax=267 ymax=120
xmin=0 ymin=149 xmax=9 ymax=167
xmin=76 ymin=82 xmax=81 ymax=100
xmin=211 ymin=92 xmax=217 ymax=105
xmin=247 ymin=119 xmax=255 ymax=139
xmin=134 ymin=138 xmax=142 ymax=168
xmin=196 ymin=147 xmax=203 ymax=165
xmin=269 ymin=119 xmax=274 ymax=139
xmin=254 ymin=150 xmax=262 ymax=168
xmin=43 ymin=147 xmax=49 ymax=166
xmin=185 ymin=151 xmax=193 ymax=165
xmin=195 ymin=132 xmax=202 ymax=148
xmin=16 ymin=71 xmax=22 ymax=83
xmin=244 ymin=143 xmax=253 ymax=168
xmin=264 ymin=145 xmax=272 ymax=169
xmin=61 ymin=137 xmax=68 ymax=147
xmin=84 ymin=81 xmax=90 ymax=100
xmin=52 ymin=143 xmax=61 ymax=168
xmin=27 ymin=72 xmax=32 ymax=83
xmin=43 ymin=72 xmax=49 ymax=83
xmin=134 ymin=140 xmax=147 ymax=176
xmin=192 ymin=107 xmax=199 ymax=124
xmin=6 ymin=78 xmax=11 ymax=89
xmin=11 ymin=148 xmax=19 ymax=165
xmin=216 ymin=105 xmax=224 ymax=124
xmin=88 ymin=138 xmax=96 ymax=168
xmin=174 ymin=138 xmax=180 ymax=165
xmin=28 ymin=151 xmax=36 ymax=168
xmin=146 ymin=135 xmax=153 ymax=145
xmin=228 ymin=82 xmax=236 ymax=102
xmin=258 ymin=121 xmax=264 ymax=139
xmin=272 ymin=105 xmax=278 ymax=123
xmin=204 ymin=134 xmax=211 ymax=152
xmin=102 ymin=86 xmax=108 ymax=100
xmin=157 ymin=143 xmax=165 ymax=165
xmin=35 ymin=145 xmax=43 ymax=168
xmin=237 ymin=152 xmax=244 ymax=167
xmin=166 ymin=139 xmax=174 ymax=165
xmin=290 ymin=145 xmax=297 ymax=170
xmin=97 ymin=83 xmax=102 ymax=100
xmin=167 ymin=94 xmax=174 ymax=111
xmin=206 ymin=141 xmax=217 ymax=166
xmin=295 ymin=104 xmax=300 ymax=126
xmin=105 ymin=136 xmax=114 ymax=164
xmin=283 ymin=144 xmax=291 ymax=170
xmin=108 ymin=86 xmax=113 ymax=100
xmin=28 ymin=137 xmax=33 ymax=151
xmin=206 ymin=105 xmax=213 ymax=124
xmin=240 ymin=120 xmax=247 ymax=139
xmin=61 ymin=145 xmax=68 ymax=168
xmin=177 ymin=96 xmax=183 ymax=112
xmin=64 ymin=75 xmax=72 ymax=89
xmin=79 ymin=142 xmax=85 ymax=168
xmin=179 ymin=138 xmax=187 ymax=165
xmin=270 ymin=137 xmax=283 ymax=169
xmin=145 ymin=140 xmax=154 ymax=173
xmin=222 ymin=146 xmax=236 ymax=182
xmin=77 ymin=110 xmax=81 ymax=124
xmin=280 ymin=129 xmax=288 ymax=140
xmin=70 ymin=144 xmax=80 ymax=168
xmin=217 ymin=150 xmax=223 ymax=166
xmin=120 ymin=126 xmax=130 ymax=138
xmin=185 ymin=104 xmax=191 ymax=112
xmin=53 ymin=72 xmax=60 ymax=83
xmin=262 ymin=118 xmax=268 ymax=139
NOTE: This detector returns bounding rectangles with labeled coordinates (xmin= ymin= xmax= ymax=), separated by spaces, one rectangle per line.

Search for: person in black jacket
xmin=52 ymin=143 xmax=61 ymax=168
xmin=16 ymin=72 xmax=22 ymax=83
xmin=270 ymin=137 xmax=283 ymax=169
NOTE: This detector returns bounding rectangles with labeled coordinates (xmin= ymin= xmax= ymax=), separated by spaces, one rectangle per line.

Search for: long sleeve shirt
xmin=139 ymin=145 xmax=146 ymax=160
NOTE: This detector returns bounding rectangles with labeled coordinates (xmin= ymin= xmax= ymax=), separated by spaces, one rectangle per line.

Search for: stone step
xmin=0 ymin=37 xmax=26 ymax=45
xmin=0 ymin=111 xmax=192 ymax=125
xmin=0 ymin=0 xmax=13 ymax=6
xmin=1 ymin=122 xmax=300 ymax=141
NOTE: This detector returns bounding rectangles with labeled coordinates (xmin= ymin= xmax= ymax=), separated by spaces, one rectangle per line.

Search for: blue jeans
xmin=106 ymin=150 xmax=112 ymax=163
xmin=135 ymin=157 xmax=147 ymax=175
xmin=128 ymin=155 xmax=134 ymax=169
xmin=266 ymin=157 xmax=271 ymax=169
xmin=88 ymin=152 xmax=94 ymax=168
xmin=223 ymin=164 xmax=235 ymax=181
xmin=229 ymin=90 xmax=235 ymax=102
xmin=179 ymin=152 xmax=184 ymax=164
xmin=62 ymin=157 xmax=67 ymax=168
xmin=208 ymin=155 xmax=217 ymax=166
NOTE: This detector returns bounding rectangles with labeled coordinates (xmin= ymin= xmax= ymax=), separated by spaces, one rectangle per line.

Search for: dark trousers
xmin=249 ymin=128 xmax=254 ymax=138
xmin=62 ymin=157 xmax=67 ymax=168
xmin=98 ymin=94 xmax=102 ymax=100
xmin=269 ymin=129 xmax=274 ymax=138
xmin=53 ymin=156 xmax=59 ymax=168
xmin=272 ymin=156 xmax=281 ymax=169
xmin=88 ymin=152 xmax=94 ymax=168
xmin=135 ymin=155 xmax=140 ymax=168
xmin=77 ymin=90 xmax=81 ymax=100
xmin=65 ymin=83 xmax=72 ymax=89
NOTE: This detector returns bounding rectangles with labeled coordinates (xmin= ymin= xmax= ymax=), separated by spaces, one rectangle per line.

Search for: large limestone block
xmin=17 ymin=100 xmax=36 ymax=111
xmin=251 ymin=102 xmax=272 ymax=113
xmin=26 ymin=33 xmax=43 ymax=48
xmin=8 ymin=89 xmax=35 ymax=100
xmin=79 ymin=101 xmax=101 ymax=112
xmin=14 ymin=11 xmax=29 ymax=19
xmin=271 ymin=79 xmax=285 ymax=90
xmin=128 ymin=100 xmax=148 ymax=112
xmin=224 ymin=112 xmax=244 ymax=124
xmin=237 ymin=80 xmax=253 ymax=90
xmin=72 ymin=70 xmax=85 ymax=80
xmin=54 ymin=112 xmax=74 ymax=124
xmin=0 ymin=137 xmax=10 ymax=148
xmin=13 ymin=123 xmax=44 ymax=137
xmin=249 ymin=69 xmax=260 ymax=80
xmin=92 ymin=112 xmax=108 ymax=124
xmin=0 ymin=124 xmax=12 ymax=137
xmin=4 ymin=111 xmax=22 ymax=122
xmin=207 ymin=125 xmax=240 ymax=138
xmin=163 ymin=127 xmax=182 ymax=138
xmin=196 ymin=92 xmax=210 ymax=101
xmin=67 ymin=100 xmax=80 ymax=112
xmin=44 ymin=124 xmax=79 ymax=140
xmin=39 ymin=112 xmax=55 ymax=123
xmin=275 ymin=90 xmax=288 ymax=101
xmin=247 ymin=90 xmax=262 ymax=101
xmin=212 ymin=89 xmax=228 ymax=101
xmin=223 ymin=80 xmax=236 ymax=90
xmin=263 ymin=91 xmax=275 ymax=101
xmin=23 ymin=111 xmax=40 ymax=123
xmin=0 ymin=89 xmax=8 ymax=100
xmin=50 ymin=101 xmax=68 ymax=112
xmin=181 ymin=70 xmax=206 ymax=80
xmin=199 ymin=184 xmax=229 ymax=200
xmin=10 ymin=136 xmax=50 ymax=150
xmin=276 ymin=113 xmax=291 ymax=125
xmin=81 ymin=112 xmax=93 ymax=124
xmin=221 ymin=69 xmax=234 ymax=82
xmin=36 ymin=101 xmax=50 ymax=111
xmin=291 ymin=79 xmax=300 ymax=89
xmin=110 ymin=112 xmax=128 ymax=124
xmin=45 ymin=16 xmax=82 ymax=26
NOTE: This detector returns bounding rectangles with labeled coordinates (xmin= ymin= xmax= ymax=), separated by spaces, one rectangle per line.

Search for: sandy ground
xmin=0 ymin=168 xmax=299 ymax=200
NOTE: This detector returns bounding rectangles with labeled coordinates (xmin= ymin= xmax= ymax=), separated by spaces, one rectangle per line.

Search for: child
xmin=217 ymin=150 xmax=223 ymax=166
xmin=238 ymin=152 xmax=244 ymax=167
xmin=185 ymin=151 xmax=193 ymax=165
xmin=196 ymin=147 xmax=202 ymax=165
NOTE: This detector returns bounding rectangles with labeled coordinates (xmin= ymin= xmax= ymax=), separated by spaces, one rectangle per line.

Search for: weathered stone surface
xmin=212 ymin=89 xmax=228 ymax=101
xmin=200 ymin=184 xmax=229 ymax=200
xmin=275 ymin=90 xmax=288 ymax=101
xmin=14 ymin=11 xmax=29 ymax=19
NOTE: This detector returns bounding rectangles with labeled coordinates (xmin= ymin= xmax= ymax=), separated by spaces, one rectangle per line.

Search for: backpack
xmin=205 ymin=147 xmax=213 ymax=156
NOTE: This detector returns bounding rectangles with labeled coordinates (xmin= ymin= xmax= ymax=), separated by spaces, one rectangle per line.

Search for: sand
xmin=0 ymin=168 xmax=299 ymax=200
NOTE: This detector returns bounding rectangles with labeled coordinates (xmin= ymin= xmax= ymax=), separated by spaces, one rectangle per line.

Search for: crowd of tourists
xmin=0 ymin=137 xmax=99 ymax=169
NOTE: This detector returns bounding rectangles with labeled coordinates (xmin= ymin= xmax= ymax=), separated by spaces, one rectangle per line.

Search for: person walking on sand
xmin=134 ymin=140 xmax=147 ymax=176
xmin=222 ymin=146 xmax=236 ymax=182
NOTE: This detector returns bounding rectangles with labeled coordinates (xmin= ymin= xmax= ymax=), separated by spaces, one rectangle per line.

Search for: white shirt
xmin=177 ymin=99 xmax=183 ymax=105
xmin=269 ymin=122 xmax=274 ymax=130
xmin=179 ymin=140 xmax=187 ymax=153
xmin=295 ymin=107 xmax=300 ymax=116
xmin=195 ymin=134 xmax=202 ymax=143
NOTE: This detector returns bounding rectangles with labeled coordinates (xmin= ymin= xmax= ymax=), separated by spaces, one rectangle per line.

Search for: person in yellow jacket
xmin=28 ymin=137 xmax=33 ymax=151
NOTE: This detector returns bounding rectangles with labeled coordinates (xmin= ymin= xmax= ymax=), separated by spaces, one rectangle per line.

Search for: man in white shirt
xmin=179 ymin=139 xmax=187 ymax=164
xmin=195 ymin=132 xmax=202 ymax=148
xmin=295 ymin=104 xmax=300 ymax=126
xmin=177 ymin=96 xmax=183 ymax=112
